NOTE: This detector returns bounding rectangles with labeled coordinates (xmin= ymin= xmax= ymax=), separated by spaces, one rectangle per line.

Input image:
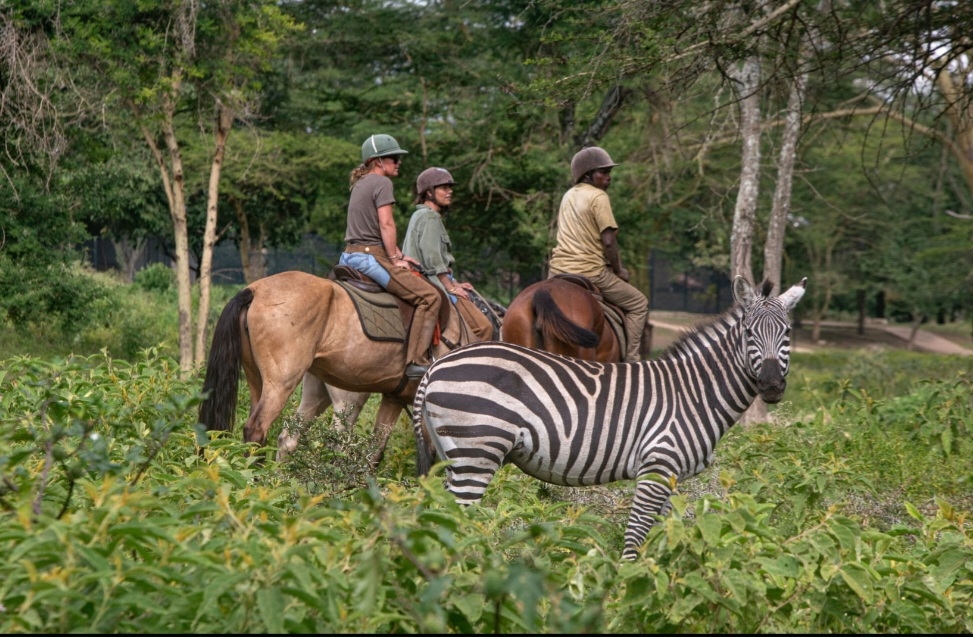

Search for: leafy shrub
xmin=877 ymin=376 xmax=973 ymax=458
xmin=134 ymin=262 xmax=176 ymax=293
xmin=0 ymin=258 xmax=110 ymax=336
xmin=2 ymin=352 xmax=973 ymax=633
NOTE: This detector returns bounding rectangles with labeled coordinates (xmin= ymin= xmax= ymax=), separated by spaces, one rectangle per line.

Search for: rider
xmin=547 ymin=146 xmax=649 ymax=363
xmin=339 ymin=134 xmax=442 ymax=379
xmin=403 ymin=167 xmax=495 ymax=342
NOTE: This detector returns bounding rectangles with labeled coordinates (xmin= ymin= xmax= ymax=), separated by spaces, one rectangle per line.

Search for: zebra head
xmin=732 ymin=276 xmax=808 ymax=404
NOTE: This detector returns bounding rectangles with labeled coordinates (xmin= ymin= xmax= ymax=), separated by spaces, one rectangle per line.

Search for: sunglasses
xmin=385 ymin=156 xmax=401 ymax=165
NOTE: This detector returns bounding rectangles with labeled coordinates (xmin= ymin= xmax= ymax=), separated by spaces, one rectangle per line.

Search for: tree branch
xmin=574 ymin=83 xmax=630 ymax=148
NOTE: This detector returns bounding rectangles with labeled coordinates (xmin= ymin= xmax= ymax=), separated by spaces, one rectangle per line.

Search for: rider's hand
xmin=617 ymin=267 xmax=630 ymax=282
xmin=397 ymin=255 xmax=421 ymax=270
xmin=449 ymin=282 xmax=471 ymax=300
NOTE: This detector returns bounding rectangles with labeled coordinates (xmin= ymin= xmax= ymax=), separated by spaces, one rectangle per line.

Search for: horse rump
xmin=533 ymin=288 xmax=599 ymax=348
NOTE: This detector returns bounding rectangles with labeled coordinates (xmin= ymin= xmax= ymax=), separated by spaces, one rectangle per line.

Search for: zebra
xmin=411 ymin=275 xmax=807 ymax=561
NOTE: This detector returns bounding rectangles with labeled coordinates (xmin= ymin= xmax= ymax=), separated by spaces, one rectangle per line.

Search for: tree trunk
xmin=234 ymin=196 xmax=268 ymax=284
xmin=111 ymin=236 xmax=147 ymax=283
xmin=908 ymin=312 xmax=924 ymax=350
xmin=763 ymin=70 xmax=805 ymax=295
xmin=194 ymin=104 xmax=234 ymax=366
xmin=730 ymin=54 xmax=766 ymax=426
xmin=729 ymin=55 xmax=761 ymax=284
xmin=137 ymin=72 xmax=194 ymax=373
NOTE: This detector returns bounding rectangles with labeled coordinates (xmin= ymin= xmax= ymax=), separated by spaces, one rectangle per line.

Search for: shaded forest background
xmin=2 ymin=0 xmax=972 ymax=367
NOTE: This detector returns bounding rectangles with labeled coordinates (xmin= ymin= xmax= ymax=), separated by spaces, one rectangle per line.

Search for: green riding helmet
xmin=416 ymin=167 xmax=455 ymax=196
xmin=361 ymin=134 xmax=409 ymax=163
xmin=570 ymin=146 xmax=619 ymax=184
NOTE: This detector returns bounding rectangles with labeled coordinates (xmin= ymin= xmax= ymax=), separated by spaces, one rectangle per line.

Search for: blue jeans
xmin=339 ymin=252 xmax=391 ymax=288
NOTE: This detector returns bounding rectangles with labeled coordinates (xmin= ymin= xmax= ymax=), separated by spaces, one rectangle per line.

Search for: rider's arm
xmin=601 ymin=228 xmax=630 ymax=282
xmin=379 ymin=203 xmax=414 ymax=266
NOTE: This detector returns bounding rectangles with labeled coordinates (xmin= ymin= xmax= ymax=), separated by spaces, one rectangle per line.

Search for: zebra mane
xmin=657 ymin=277 xmax=779 ymax=361
xmin=760 ymin=278 xmax=774 ymax=297
xmin=658 ymin=305 xmax=743 ymax=360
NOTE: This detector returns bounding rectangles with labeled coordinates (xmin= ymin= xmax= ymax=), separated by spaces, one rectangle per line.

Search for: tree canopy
xmin=1 ymin=0 xmax=970 ymax=336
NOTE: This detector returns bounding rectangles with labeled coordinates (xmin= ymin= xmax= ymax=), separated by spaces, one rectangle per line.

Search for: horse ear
xmin=732 ymin=276 xmax=757 ymax=308
xmin=777 ymin=277 xmax=808 ymax=312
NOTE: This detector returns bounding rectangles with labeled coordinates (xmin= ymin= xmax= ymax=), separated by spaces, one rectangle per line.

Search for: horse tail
xmin=198 ymin=287 xmax=254 ymax=432
xmin=532 ymin=288 xmax=599 ymax=349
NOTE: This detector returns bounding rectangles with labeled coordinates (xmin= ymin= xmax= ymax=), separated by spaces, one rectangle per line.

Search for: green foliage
xmin=609 ymin=494 xmax=973 ymax=633
xmin=134 ymin=263 xmax=176 ymax=294
xmin=1 ymin=350 xmax=972 ymax=632
xmin=876 ymin=376 xmax=973 ymax=459
xmin=0 ymin=170 xmax=108 ymax=336
xmin=0 ymin=259 xmax=110 ymax=336
xmin=278 ymin=413 xmax=376 ymax=496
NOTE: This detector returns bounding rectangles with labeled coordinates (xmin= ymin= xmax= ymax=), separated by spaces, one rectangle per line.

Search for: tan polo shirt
xmin=548 ymin=183 xmax=617 ymax=277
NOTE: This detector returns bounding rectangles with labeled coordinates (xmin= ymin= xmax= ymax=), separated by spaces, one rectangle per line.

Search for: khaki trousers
xmin=589 ymin=268 xmax=649 ymax=363
xmin=455 ymin=296 xmax=496 ymax=342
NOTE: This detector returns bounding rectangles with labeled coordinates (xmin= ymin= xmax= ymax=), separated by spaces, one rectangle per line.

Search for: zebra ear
xmin=732 ymin=275 xmax=757 ymax=308
xmin=777 ymin=277 xmax=808 ymax=312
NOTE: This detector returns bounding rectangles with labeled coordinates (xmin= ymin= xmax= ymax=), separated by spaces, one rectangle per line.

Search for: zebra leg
xmin=622 ymin=477 xmax=673 ymax=561
xmin=445 ymin=461 xmax=501 ymax=506
xmin=440 ymin=443 xmax=509 ymax=506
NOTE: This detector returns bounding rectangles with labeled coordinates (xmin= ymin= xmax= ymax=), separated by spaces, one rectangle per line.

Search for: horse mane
xmin=657 ymin=278 xmax=776 ymax=361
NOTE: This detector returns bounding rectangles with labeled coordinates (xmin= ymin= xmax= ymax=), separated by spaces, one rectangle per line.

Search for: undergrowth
xmin=0 ymin=349 xmax=971 ymax=632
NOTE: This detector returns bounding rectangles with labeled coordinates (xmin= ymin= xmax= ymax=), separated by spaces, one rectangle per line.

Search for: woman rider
xmin=339 ymin=134 xmax=442 ymax=379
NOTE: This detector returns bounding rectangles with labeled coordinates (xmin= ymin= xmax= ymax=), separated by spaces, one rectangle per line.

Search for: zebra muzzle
xmin=757 ymin=362 xmax=787 ymax=403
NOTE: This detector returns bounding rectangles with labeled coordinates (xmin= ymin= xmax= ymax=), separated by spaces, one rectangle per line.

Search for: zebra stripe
xmin=412 ymin=276 xmax=807 ymax=561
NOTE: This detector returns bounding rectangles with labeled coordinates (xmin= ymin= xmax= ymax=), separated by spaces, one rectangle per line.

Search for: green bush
xmin=134 ymin=263 xmax=176 ymax=294
xmin=0 ymin=258 xmax=110 ymax=337
xmin=2 ymin=350 xmax=973 ymax=633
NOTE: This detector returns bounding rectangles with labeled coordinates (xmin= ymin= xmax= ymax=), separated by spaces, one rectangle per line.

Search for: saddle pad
xmin=336 ymin=281 xmax=406 ymax=342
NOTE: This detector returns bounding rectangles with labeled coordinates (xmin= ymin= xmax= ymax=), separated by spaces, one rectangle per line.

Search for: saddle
xmin=328 ymin=265 xmax=453 ymax=343
xmin=551 ymin=273 xmax=627 ymax=358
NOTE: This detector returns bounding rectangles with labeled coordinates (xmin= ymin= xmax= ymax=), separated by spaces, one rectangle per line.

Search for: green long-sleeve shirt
xmin=402 ymin=205 xmax=455 ymax=294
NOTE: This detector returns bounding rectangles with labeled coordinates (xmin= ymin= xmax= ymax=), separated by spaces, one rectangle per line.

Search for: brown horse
xmin=197 ymin=270 xmax=494 ymax=468
xmin=500 ymin=276 xmax=630 ymax=362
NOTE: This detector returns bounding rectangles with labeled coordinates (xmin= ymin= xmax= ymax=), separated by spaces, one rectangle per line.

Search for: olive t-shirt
xmin=344 ymin=173 xmax=396 ymax=245
xmin=548 ymin=183 xmax=617 ymax=277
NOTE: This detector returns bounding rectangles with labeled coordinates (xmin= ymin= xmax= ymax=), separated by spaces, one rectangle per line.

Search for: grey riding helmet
xmin=570 ymin=146 xmax=619 ymax=184
xmin=361 ymin=134 xmax=409 ymax=163
xmin=416 ymin=167 xmax=455 ymax=197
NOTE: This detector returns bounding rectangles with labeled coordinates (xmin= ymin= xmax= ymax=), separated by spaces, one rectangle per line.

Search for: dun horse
xmin=197 ymin=270 xmax=497 ymax=468
xmin=290 ymin=293 xmax=505 ymax=457
xmin=500 ymin=275 xmax=636 ymax=362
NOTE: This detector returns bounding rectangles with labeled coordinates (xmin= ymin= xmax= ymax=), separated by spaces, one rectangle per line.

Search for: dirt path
xmin=649 ymin=316 xmax=972 ymax=356
xmin=842 ymin=322 xmax=972 ymax=356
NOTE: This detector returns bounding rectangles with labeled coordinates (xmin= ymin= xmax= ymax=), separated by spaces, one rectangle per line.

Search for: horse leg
xmin=243 ymin=383 xmax=297 ymax=449
xmin=326 ymin=386 xmax=371 ymax=432
xmin=277 ymin=373 xmax=335 ymax=461
xmin=369 ymin=395 xmax=406 ymax=470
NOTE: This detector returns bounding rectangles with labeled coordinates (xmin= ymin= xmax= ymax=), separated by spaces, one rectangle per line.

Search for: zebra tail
xmin=197 ymin=287 xmax=253 ymax=432
xmin=412 ymin=381 xmax=436 ymax=477
xmin=533 ymin=289 xmax=599 ymax=348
